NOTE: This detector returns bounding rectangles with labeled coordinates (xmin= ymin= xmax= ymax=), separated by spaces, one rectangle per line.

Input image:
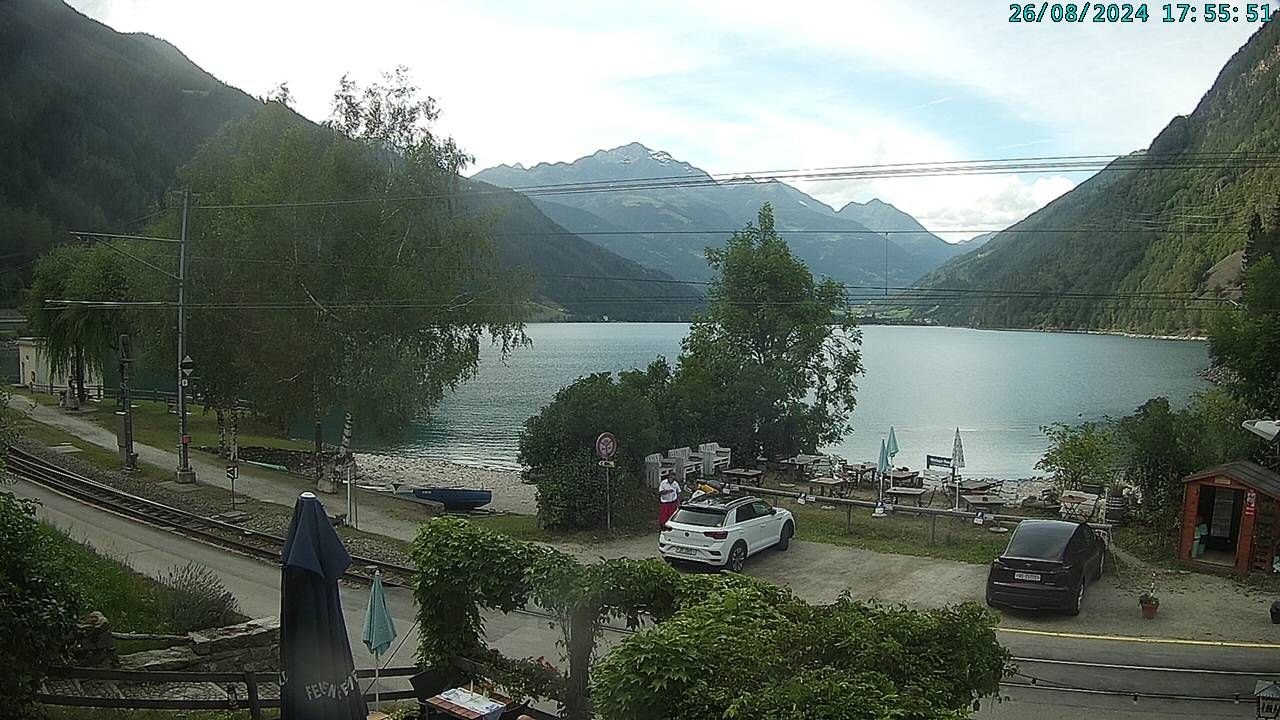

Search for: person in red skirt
xmin=657 ymin=476 xmax=681 ymax=527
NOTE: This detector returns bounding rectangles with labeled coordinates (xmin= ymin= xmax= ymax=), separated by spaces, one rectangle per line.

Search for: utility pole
xmin=117 ymin=333 xmax=137 ymax=471
xmin=176 ymin=190 xmax=195 ymax=484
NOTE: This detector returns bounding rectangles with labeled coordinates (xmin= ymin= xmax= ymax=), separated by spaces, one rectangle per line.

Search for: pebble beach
xmin=354 ymin=453 xmax=537 ymax=514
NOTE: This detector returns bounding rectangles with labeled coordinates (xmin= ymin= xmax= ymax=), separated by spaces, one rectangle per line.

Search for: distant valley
xmin=473 ymin=144 xmax=981 ymax=287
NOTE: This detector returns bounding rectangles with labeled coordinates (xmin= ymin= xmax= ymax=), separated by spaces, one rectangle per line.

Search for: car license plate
xmin=675 ymin=546 xmax=696 ymax=556
xmin=1014 ymin=572 xmax=1041 ymax=582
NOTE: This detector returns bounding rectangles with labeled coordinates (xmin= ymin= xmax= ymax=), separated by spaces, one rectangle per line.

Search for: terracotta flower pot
xmin=1140 ymin=601 xmax=1158 ymax=619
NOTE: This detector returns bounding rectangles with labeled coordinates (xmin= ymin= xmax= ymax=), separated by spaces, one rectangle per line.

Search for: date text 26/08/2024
xmin=1010 ymin=3 xmax=1274 ymax=23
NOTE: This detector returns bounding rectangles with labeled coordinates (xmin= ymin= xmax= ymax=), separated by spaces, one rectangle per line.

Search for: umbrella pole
xmin=374 ymin=654 xmax=380 ymax=710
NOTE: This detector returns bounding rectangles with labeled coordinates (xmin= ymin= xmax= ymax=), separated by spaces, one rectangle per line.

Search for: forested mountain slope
xmin=913 ymin=21 xmax=1280 ymax=335
xmin=0 ymin=0 xmax=695 ymax=319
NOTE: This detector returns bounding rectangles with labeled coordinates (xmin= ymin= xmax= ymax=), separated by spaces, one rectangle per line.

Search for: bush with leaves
xmin=519 ymin=372 xmax=661 ymax=531
xmin=593 ymin=592 xmax=1009 ymax=720
xmin=157 ymin=562 xmax=242 ymax=632
xmin=1036 ymin=421 xmax=1122 ymax=492
xmin=0 ymin=492 xmax=82 ymax=714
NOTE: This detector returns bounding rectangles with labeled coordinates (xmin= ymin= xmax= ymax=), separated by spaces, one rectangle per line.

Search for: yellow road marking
xmin=998 ymin=626 xmax=1280 ymax=649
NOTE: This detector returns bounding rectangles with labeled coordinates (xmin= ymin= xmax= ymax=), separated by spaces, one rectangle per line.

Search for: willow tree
xmin=153 ymin=72 xmax=526 ymax=488
xmin=24 ymin=244 xmax=136 ymax=403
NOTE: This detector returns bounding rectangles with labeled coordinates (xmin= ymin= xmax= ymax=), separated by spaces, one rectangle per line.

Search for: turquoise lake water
xmin=382 ymin=324 xmax=1210 ymax=479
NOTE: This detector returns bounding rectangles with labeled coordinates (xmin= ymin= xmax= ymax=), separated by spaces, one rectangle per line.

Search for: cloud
xmin=67 ymin=0 xmax=1253 ymax=238
xmin=911 ymin=97 xmax=953 ymax=110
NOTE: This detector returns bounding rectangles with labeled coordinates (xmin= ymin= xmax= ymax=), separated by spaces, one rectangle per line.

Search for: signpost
xmin=1257 ymin=679 xmax=1280 ymax=719
xmin=596 ymin=433 xmax=618 ymax=531
xmin=226 ymin=465 xmax=239 ymax=507
xmin=176 ymin=352 xmax=195 ymax=484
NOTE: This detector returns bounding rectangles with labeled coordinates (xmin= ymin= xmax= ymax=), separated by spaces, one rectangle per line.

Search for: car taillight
xmin=661 ymin=524 xmax=672 ymax=532
xmin=704 ymin=530 xmax=729 ymax=539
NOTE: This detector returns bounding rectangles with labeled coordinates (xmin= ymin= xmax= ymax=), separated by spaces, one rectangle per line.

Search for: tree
xmin=24 ymin=244 xmax=136 ymax=403
xmin=0 ymin=492 xmax=83 ymax=715
xmin=140 ymin=71 xmax=527 ymax=488
xmin=519 ymin=372 xmax=661 ymax=531
xmin=1036 ymin=421 xmax=1122 ymax=492
xmin=673 ymin=204 xmax=862 ymax=459
xmin=1210 ymin=251 xmax=1280 ymax=418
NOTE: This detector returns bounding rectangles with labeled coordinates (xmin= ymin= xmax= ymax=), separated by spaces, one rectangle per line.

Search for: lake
xmin=381 ymin=324 xmax=1210 ymax=479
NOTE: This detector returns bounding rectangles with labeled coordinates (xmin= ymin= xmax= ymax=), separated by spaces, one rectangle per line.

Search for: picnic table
xmin=884 ymin=469 xmax=920 ymax=487
xmin=960 ymin=493 xmax=1006 ymax=515
xmin=843 ymin=462 xmax=877 ymax=485
xmin=722 ymin=468 xmax=764 ymax=486
xmin=780 ymin=454 xmax=822 ymax=480
xmin=808 ymin=477 xmax=854 ymax=498
xmin=425 ymin=687 xmax=516 ymax=719
xmin=885 ymin=486 xmax=928 ymax=506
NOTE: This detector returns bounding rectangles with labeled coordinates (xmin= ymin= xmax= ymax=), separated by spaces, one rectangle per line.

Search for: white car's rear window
xmin=672 ymin=508 xmax=726 ymax=527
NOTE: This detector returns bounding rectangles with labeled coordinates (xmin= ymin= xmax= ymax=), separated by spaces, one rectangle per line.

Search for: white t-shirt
xmin=658 ymin=479 xmax=681 ymax=504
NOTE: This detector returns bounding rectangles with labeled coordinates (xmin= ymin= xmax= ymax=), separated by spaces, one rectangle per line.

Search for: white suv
xmin=658 ymin=494 xmax=795 ymax=572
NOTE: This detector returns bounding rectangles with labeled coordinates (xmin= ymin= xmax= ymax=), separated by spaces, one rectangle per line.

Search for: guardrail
xmin=40 ymin=665 xmax=420 ymax=717
xmin=707 ymin=477 xmax=1111 ymax=541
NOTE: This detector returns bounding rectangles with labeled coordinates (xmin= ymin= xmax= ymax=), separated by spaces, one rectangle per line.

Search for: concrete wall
xmin=17 ymin=336 xmax=103 ymax=389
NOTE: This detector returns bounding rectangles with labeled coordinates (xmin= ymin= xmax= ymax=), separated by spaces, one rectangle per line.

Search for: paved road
xmin=13 ymin=479 xmax=1278 ymax=719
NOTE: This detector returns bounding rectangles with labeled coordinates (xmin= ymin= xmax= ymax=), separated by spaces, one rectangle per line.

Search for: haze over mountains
xmin=0 ymin=0 xmax=699 ymax=320
xmin=474 ymin=144 xmax=979 ymax=286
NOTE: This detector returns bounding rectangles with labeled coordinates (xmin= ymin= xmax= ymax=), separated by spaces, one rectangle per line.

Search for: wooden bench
xmin=722 ymin=468 xmax=764 ymax=486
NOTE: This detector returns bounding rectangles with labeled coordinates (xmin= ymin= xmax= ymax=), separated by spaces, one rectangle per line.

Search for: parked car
xmin=658 ymin=494 xmax=795 ymax=572
xmin=986 ymin=519 xmax=1105 ymax=616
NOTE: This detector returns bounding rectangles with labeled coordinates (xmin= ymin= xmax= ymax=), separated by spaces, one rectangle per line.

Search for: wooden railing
xmin=39 ymin=665 xmax=421 ymax=718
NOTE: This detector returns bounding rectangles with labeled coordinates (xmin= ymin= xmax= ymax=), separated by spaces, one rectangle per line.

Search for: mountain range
xmin=912 ymin=21 xmax=1280 ymax=334
xmin=0 ymin=0 xmax=699 ymax=320
xmin=474 ymin=145 xmax=977 ymax=286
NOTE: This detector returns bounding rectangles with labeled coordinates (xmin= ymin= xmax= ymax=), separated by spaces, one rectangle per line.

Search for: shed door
xmin=1211 ymin=489 xmax=1236 ymax=538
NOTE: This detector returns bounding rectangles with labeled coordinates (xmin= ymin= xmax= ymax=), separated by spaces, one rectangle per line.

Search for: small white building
xmin=17 ymin=337 xmax=103 ymax=392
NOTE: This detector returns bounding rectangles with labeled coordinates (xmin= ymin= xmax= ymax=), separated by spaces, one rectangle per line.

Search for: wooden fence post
xmin=845 ymin=504 xmax=852 ymax=534
xmin=244 ymin=671 xmax=262 ymax=720
xmin=930 ymin=514 xmax=937 ymax=545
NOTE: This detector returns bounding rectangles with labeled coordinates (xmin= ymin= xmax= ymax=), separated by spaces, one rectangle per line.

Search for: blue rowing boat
xmin=393 ymin=485 xmax=492 ymax=512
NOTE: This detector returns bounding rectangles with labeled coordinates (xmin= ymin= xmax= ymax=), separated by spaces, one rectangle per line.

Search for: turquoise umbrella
xmin=886 ymin=426 xmax=900 ymax=464
xmin=362 ymin=571 xmax=397 ymax=709
xmin=876 ymin=438 xmax=889 ymax=505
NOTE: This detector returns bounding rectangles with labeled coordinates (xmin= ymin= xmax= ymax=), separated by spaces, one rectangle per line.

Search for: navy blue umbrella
xmin=280 ymin=492 xmax=367 ymax=720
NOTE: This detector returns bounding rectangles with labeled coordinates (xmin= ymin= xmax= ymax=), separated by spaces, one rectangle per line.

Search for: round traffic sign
xmin=595 ymin=432 xmax=618 ymax=460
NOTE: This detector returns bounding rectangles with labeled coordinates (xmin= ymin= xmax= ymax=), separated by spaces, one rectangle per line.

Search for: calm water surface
xmin=383 ymin=324 xmax=1210 ymax=478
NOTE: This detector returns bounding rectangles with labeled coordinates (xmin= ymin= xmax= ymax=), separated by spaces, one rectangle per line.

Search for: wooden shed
xmin=1179 ymin=462 xmax=1280 ymax=576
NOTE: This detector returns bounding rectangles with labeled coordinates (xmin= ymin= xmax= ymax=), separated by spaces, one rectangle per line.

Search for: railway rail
xmin=5 ymin=445 xmax=420 ymax=587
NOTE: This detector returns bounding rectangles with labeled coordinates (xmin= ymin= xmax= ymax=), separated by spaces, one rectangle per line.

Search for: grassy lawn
xmin=12 ymin=387 xmax=309 ymax=452
xmin=36 ymin=520 xmax=243 ymax=651
xmin=782 ymin=499 xmax=1011 ymax=564
xmin=16 ymin=417 xmax=175 ymax=484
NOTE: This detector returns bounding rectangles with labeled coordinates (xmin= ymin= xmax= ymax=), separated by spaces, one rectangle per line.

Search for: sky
xmin=70 ymin=0 xmax=1260 ymax=240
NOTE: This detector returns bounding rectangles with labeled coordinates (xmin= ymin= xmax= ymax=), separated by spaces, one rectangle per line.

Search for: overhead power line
xmin=191 ymin=150 xmax=1280 ymax=211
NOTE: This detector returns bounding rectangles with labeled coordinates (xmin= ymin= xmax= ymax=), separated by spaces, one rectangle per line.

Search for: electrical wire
xmin=190 ymin=151 xmax=1280 ymax=210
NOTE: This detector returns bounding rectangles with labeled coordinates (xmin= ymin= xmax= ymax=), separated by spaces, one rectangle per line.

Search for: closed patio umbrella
xmin=280 ymin=492 xmax=367 ymax=720
xmin=362 ymin=570 xmax=398 ymax=710
xmin=952 ymin=428 xmax=966 ymax=510
xmin=876 ymin=438 xmax=889 ymax=506
xmin=887 ymin=426 xmax=900 ymax=465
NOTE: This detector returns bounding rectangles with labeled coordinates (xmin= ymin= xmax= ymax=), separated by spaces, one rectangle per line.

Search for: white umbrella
xmin=952 ymin=428 xmax=966 ymax=510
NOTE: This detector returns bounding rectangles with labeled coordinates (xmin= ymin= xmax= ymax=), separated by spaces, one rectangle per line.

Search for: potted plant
xmin=1139 ymin=573 xmax=1159 ymax=619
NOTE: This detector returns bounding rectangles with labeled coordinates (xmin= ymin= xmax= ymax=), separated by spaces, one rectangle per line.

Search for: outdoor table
xmin=886 ymin=486 xmax=928 ymax=506
xmin=780 ymin=454 xmax=821 ymax=480
xmin=845 ymin=462 xmax=877 ymax=485
xmin=808 ymin=477 xmax=853 ymax=498
xmin=960 ymin=494 xmax=1006 ymax=515
xmin=425 ymin=687 xmax=515 ymax=720
xmin=885 ymin=469 xmax=919 ymax=487
xmin=723 ymin=468 xmax=764 ymax=486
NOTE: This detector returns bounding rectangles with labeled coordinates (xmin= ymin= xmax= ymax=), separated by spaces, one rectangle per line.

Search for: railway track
xmin=4 ymin=446 xmax=419 ymax=587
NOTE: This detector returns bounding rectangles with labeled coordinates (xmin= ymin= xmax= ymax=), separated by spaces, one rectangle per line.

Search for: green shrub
xmin=0 ymin=492 xmax=82 ymax=715
xmin=157 ymin=562 xmax=241 ymax=632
